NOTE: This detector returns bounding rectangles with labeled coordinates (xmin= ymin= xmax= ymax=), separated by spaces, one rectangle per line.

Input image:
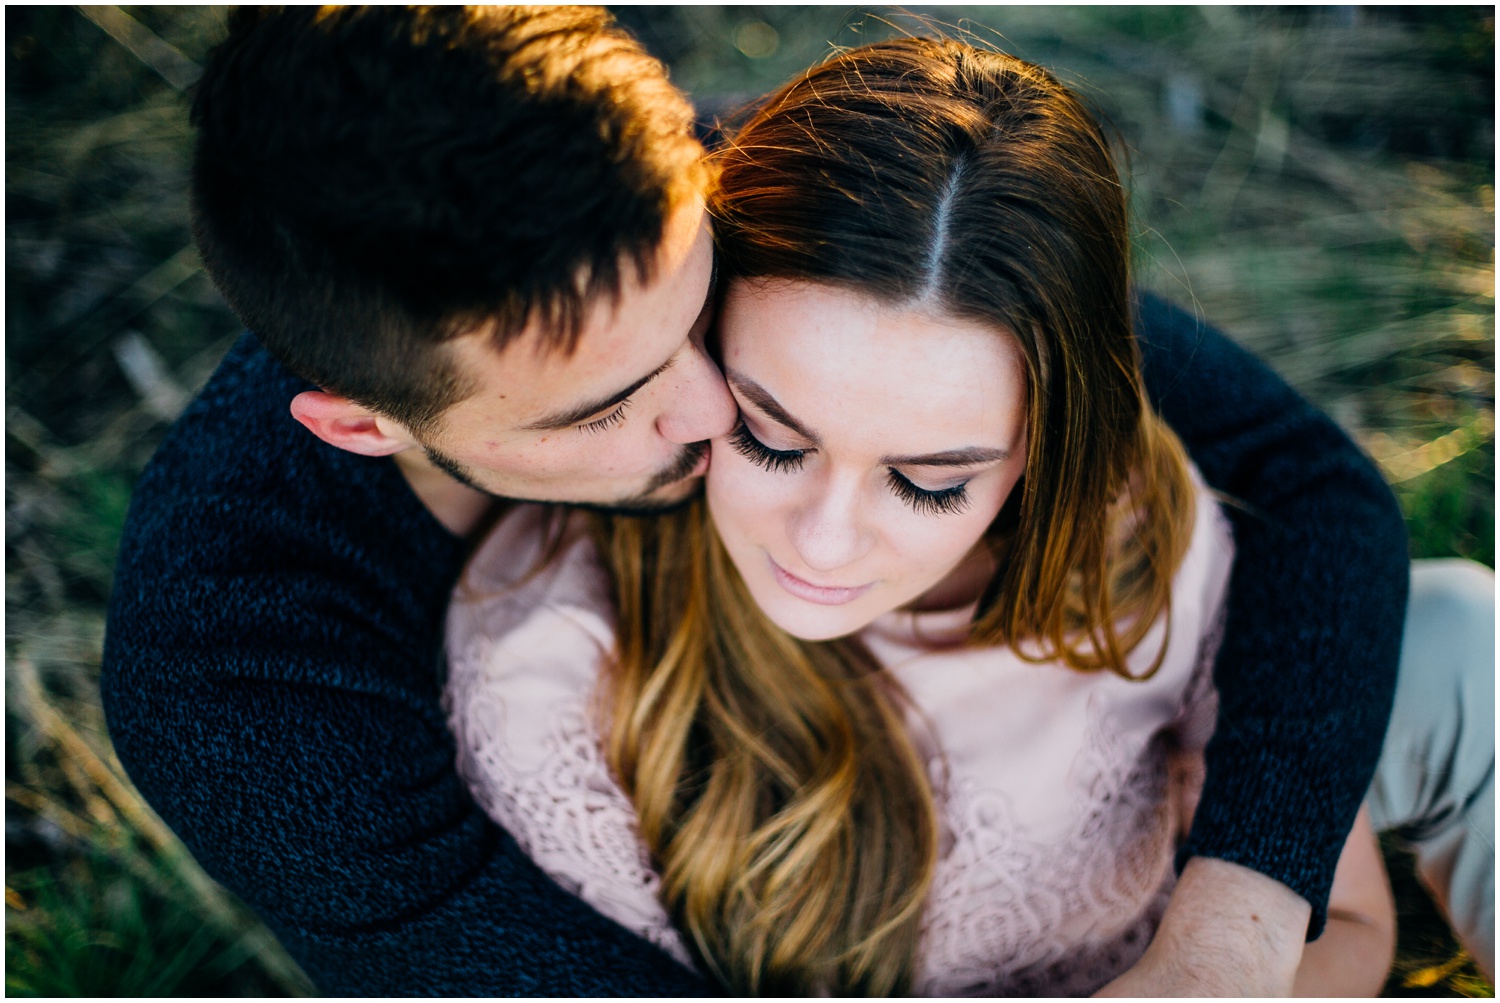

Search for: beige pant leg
xmin=1368 ymin=558 xmax=1495 ymax=979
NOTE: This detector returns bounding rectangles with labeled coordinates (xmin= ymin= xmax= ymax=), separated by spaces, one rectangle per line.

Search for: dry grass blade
xmin=33 ymin=244 xmax=202 ymax=392
xmin=112 ymin=331 xmax=189 ymax=423
xmin=75 ymin=5 xmax=202 ymax=92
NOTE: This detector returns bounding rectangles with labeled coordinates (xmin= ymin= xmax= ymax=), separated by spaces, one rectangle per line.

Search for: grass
xmin=6 ymin=6 xmax=1493 ymax=996
xmin=7 ymin=854 xmax=294 ymax=998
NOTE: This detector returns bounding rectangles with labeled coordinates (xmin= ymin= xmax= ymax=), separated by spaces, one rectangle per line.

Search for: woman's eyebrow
xmin=881 ymin=446 xmax=1011 ymax=467
xmin=726 ymin=370 xmax=820 ymax=444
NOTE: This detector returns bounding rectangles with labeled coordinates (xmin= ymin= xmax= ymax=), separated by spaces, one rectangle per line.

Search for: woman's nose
xmin=788 ymin=475 xmax=870 ymax=574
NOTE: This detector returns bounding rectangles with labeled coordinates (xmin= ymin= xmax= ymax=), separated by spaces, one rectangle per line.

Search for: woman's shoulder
xmin=446 ymin=505 xmax=616 ymax=696
xmin=456 ymin=504 xmax=611 ymax=609
xmin=1111 ymin=462 xmax=1233 ymax=688
xmin=1177 ymin=463 xmax=1236 ymax=624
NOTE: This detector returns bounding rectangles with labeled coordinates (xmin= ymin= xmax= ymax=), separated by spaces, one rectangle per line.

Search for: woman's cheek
xmin=706 ymin=451 xmax=786 ymax=544
xmin=897 ymin=507 xmax=983 ymax=570
xmin=904 ymin=477 xmax=1011 ymax=566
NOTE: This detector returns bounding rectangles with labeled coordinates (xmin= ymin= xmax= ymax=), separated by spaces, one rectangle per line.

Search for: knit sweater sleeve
xmin=100 ymin=337 xmax=713 ymax=996
xmin=1132 ymin=291 xmax=1407 ymax=938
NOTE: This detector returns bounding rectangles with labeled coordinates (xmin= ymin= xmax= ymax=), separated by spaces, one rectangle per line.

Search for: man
xmin=103 ymin=6 xmax=1421 ymax=995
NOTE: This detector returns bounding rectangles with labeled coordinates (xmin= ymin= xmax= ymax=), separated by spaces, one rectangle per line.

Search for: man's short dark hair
xmin=190 ymin=5 xmax=705 ymax=432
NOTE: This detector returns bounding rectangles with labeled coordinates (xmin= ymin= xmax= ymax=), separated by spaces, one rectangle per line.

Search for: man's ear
xmin=289 ymin=390 xmax=416 ymax=457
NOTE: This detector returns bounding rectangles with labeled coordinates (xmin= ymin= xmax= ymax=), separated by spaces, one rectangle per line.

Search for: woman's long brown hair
xmin=591 ymin=37 xmax=1196 ymax=995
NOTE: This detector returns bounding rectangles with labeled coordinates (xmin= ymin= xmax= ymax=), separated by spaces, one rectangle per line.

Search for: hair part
xmin=190 ymin=5 xmax=705 ymax=433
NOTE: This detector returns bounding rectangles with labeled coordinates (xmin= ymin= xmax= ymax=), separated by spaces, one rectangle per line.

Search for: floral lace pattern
xmin=914 ymin=701 xmax=1185 ymax=996
xmin=449 ymin=615 xmax=694 ymax=968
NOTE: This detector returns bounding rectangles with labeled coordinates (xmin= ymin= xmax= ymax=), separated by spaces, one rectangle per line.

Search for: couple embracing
xmin=103 ymin=7 xmax=1493 ymax=996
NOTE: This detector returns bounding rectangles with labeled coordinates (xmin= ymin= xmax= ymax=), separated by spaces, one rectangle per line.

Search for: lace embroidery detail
xmin=447 ymin=608 xmax=694 ymax=969
xmin=915 ymin=693 xmax=1179 ymax=997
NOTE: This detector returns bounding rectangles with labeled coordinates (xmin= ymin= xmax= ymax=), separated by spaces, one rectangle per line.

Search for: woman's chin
xmin=751 ymin=589 xmax=887 ymax=642
xmin=777 ymin=619 xmax=866 ymax=643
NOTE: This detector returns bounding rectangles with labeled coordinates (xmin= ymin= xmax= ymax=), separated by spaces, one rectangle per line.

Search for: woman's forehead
xmin=720 ymin=279 xmax=1026 ymax=457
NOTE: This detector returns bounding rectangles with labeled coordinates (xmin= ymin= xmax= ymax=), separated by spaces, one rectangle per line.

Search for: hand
xmin=1093 ymin=856 xmax=1309 ymax=997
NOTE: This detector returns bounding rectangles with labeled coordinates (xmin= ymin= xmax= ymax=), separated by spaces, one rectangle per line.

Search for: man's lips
xmin=644 ymin=440 xmax=710 ymax=495
xmin=768 ymin=556 xmax=873 ymax=606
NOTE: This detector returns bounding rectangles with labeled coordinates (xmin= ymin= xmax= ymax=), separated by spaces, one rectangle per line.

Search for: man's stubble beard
xmin=420 ymin=438 xmax=709 ymax=516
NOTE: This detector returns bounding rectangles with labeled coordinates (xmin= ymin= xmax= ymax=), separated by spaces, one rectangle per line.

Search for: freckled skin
xmin=706 ymin=278 xmax=1030 ymax=642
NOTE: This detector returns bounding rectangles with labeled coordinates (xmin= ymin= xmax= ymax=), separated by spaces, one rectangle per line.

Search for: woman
xmin=445 ymin=39 xmax=1395 ymax=995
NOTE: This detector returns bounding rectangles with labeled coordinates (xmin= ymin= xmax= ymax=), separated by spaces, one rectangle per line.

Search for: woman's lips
xmin=769 ymin=556 xmax=872 ymax=606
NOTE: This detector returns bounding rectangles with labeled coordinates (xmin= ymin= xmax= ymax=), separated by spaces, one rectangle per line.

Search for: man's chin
xmin=579 ymin=477 xmax=704 ymax=516
xmin=592 ymin=441 xmax=710 ymax=514
xmin=419 ymin=440 xmax=708 ymax=515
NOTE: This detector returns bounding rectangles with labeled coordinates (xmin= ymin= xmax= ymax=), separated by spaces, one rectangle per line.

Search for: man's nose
xmin=656 ymin=340 xmax=737 ymax=444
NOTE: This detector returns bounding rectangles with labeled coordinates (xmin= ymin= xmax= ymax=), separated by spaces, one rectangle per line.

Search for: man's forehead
xmin=443 ymin=204 xmax=714 ymax=422
xmin=443 ymin=305 xmax=690 ymax=429
xmin=445 ymin=316 xmax=632 ymax=402
xmin=512 ymin=204 xmax=712 ymax=355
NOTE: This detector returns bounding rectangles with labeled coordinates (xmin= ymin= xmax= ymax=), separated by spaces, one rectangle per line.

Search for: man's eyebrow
xmin=726 ymin=370 xmax=820 ymax=444
xmin=522 ymin=354 xmax=677 ymax=431
xmin=881 ymin=445 xmax=1011 ymax=467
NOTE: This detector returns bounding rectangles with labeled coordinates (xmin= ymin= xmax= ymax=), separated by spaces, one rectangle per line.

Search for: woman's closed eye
xmin=887 ymin=469 xmax=970 ymax=516
xmin=729 ymin=419 xmax=806 ymax=473
xmin=729 ymin=419 xmax=972 ymax=516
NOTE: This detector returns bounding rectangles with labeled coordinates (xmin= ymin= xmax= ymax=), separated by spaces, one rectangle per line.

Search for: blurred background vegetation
xmin=6 ymin=5 xmax=1492 ymax=996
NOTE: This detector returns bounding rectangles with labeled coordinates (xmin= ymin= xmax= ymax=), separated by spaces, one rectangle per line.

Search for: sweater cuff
xmin=1175 ymin=717 xmax=1381 ymax=941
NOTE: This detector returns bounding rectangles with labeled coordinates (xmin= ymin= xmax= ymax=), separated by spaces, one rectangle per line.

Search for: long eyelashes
xmin=886 ymin=469 xmax=971 ymax=516
xmin=729 ymin=420 xmax=971 ymax=516
xmin=579 ymin=399 xmax=630 ymax=434
xmin=729 ymin=420 xmax=805 ymax=473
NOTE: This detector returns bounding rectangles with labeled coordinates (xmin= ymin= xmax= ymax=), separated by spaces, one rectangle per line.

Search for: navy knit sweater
xmin=101 ymin=292 xmax=1408 ymax=995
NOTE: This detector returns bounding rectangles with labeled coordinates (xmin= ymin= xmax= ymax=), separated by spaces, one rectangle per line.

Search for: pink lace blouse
xmin=445 ymin=483 xmax=1232 ymax=996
